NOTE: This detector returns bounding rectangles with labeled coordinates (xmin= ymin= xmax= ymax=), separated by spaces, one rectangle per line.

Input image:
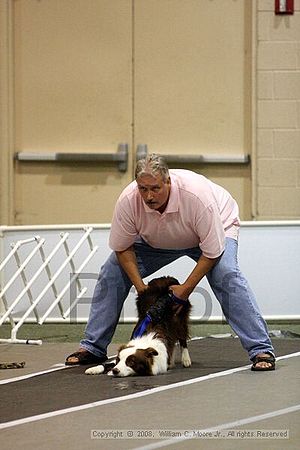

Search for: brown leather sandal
xmin=65 ymin=349 xmax=107 ymax=366
xmin=251 ymin=354 xmax=276 ymax=371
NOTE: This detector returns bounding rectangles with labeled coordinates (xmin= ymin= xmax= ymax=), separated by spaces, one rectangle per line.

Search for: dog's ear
xmin=148 ymin=276 xmax=179 ymax=290
xmin=118 ymin=344 xmax=133 ymax=354
xmin=145 ymin=347 xmax=159 ymax=357
xmin=165 ymin=276 xmax=180 ymax=287
xmin=118 ymin=344 xmax=127 ymax=353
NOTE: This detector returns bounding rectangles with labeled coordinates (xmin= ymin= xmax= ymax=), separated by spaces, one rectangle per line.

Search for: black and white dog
xmin=85 ymin=276 xmax=192 ymax=377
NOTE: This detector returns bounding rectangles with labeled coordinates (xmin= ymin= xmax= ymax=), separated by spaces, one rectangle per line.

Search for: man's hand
xmin=136 ymin=283 xmax=148 ymax=296
xmin=169 ymin=284 xmax=191 ymax=315
xmin=168 ymin=254 xmax=219 ymax=314
xmin=169 ymin=284 xmax=191 ymax=301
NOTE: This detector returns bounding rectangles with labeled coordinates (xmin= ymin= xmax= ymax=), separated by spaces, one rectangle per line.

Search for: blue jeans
xmin=81 ymin=237 xmax=274 ymax=361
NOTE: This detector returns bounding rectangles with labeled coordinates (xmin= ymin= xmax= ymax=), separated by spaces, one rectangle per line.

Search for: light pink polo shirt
xmin=109 ymin=169 xmax=240 ymax=258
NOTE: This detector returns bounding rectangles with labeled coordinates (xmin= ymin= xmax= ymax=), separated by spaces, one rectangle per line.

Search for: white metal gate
xmin=0 ymin=227 xmax=98 ymax=344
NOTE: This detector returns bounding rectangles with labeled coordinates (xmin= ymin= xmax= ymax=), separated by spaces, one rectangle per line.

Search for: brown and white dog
xmin=85 ymin=276 xmax=192 ymax=377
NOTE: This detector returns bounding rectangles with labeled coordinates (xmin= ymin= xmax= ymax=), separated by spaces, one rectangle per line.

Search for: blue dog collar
xmin=132 ymin=313 xmax=152 ymax=339
xmin=170 ymin=293 xmax=189 ymax=307
xmin=132 ymin=294 xmax=188 ymax=339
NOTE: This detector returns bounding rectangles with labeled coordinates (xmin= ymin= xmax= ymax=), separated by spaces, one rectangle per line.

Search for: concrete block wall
xmin=256 ymin=0 xmax=300 ymax=219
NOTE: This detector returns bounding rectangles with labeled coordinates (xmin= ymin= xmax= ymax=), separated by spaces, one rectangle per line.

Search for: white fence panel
xmin=0 ymin=221 xmax=300 ymax=342
xmin=0 ymin=227 xmax=98 ymax=344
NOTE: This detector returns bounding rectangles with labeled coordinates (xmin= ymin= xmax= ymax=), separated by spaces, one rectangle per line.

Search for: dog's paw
xmin=181 ymin=348 xmax=192 ymax=368
xmin=168 ymin=351 xmax=176 ymax=369
xmin=85 ymin=364 xmax=105 ymax=375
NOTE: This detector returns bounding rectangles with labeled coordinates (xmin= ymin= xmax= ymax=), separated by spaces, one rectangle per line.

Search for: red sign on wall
xmin=275 ymin=0 xmax=294 ymax=14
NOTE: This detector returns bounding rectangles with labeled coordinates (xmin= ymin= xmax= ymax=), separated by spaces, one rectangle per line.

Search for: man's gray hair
xmin=135 ymin=153 xmax=170 ymax=181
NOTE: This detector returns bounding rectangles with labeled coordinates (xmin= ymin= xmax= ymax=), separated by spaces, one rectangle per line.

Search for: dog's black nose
xmin=112 ymin=367 xmax=120 ymax=375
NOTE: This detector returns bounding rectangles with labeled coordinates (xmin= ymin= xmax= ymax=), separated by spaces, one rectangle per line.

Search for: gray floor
xmin=0 ymin=338 xmax=299 ymax=450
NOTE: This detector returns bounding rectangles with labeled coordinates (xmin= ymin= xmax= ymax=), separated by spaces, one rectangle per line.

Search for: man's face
xmin=137 ymin=173 xmax=171 ymax=213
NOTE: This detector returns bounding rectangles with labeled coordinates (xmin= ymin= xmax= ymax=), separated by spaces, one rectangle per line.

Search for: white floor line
xmin=132 ymin=404 xmax=300 ymax=450
xmin=0 ymin=351 xmax=299 ymax=430
xmin=0 ymin=337 xmax=207 ymax=385
xmin=275 ymin=351 xmax=300 ymax=361
xmin=0 ymin=349 xmax=298 ymax=386
xmin=0 ymin=357 xmax=117 ymax=385
xmin=0 ymin=365 xmax=72 ymax=385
